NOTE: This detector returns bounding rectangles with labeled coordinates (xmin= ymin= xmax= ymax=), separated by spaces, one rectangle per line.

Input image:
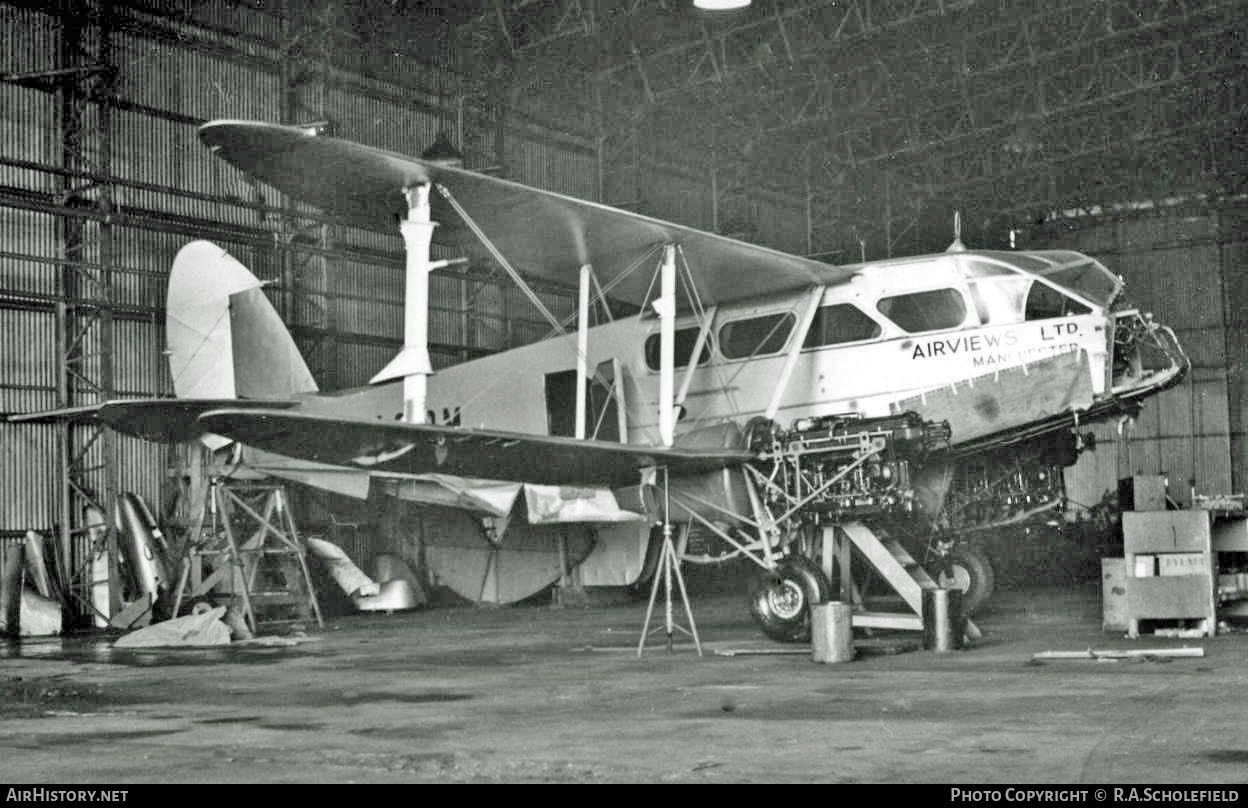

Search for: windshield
xmin=972 ymin=251 xmax=1122 ymax=309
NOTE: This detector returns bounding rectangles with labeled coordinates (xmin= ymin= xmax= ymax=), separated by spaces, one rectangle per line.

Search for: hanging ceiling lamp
xmin=693 ymin=0 xmax=751 ymax=9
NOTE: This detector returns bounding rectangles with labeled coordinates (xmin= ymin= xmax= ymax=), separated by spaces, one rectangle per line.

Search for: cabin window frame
xmin=873 ymin=287 xmax=971 ymax=335
xmin=1022 ymin=278 xmax=1093 ymax=321
xmin=799 ymin=301 xmax=886 ymax=351
xmin=642 ymin=324 xmax=715 ymax=373
xmin=954 ymin=251 xmax=1109 ymax=315
xmin=716 ymin=310 xmax=799 ymax=362
xmin=966 ymin=275 xmax=1032 ymax=326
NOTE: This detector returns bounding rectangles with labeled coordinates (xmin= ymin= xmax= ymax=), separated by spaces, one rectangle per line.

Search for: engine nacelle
xmin=615 ymin=421 xmax=752 ymax=527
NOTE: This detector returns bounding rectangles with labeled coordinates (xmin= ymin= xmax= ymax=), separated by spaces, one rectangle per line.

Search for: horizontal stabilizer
xmin=198 ymin=409 xmax=752 ymax=488
xmin=8 ymin=399 xmax=297 ymax=443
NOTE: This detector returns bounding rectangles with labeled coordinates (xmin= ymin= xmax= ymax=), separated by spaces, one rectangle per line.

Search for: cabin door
xmin=544 ymin=359 xmax=626 ymax=442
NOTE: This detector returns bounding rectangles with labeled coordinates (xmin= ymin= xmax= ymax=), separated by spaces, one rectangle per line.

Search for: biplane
xmin=11 ymin=121 xmax=1189 ymax=641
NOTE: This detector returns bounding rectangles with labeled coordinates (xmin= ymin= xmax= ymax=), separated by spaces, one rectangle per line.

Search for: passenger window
xmin=803 ymin=304 xmax=881 ymax=348
xmin=876 ymin=289 xmax=966 ymax=333
xmin=1024 ymin=281 xmax=1091 ymax=321
xmin=644 ymin=327 xmax=712 ymax=371
xmin=718 ymin=313 xmax=796 ymax=360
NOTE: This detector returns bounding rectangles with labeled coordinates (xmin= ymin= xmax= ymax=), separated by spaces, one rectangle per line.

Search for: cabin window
xmin=644 ymin=326 xmax=712 ymax=371
xmin=1024 ymin=281 xmax=1092 ymax=321
xmin=803 ymin=304 xmax=882 ymax=348
xmin=718 ymin=312 xmax=796 ymax=360
xmin=876 ymin=289 xmax=966 ymax=333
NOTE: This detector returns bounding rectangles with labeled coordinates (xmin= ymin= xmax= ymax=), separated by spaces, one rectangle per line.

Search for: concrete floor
xmin=1 ymin=582 xmax=1246 ymax=784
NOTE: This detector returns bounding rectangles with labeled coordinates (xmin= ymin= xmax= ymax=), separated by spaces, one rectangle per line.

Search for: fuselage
xmin=401 ymin=248 xmax=1186 ymax=451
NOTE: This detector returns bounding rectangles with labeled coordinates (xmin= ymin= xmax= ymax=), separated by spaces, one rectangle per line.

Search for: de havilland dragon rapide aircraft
xmin=13 ymin=121 xmax=1189 ymax=642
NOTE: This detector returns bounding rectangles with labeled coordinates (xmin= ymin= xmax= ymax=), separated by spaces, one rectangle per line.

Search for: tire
xmin=935 ymin=546 xmax=995 ymax=616
xmin=749 ymin=554 xmax=831 ymax=643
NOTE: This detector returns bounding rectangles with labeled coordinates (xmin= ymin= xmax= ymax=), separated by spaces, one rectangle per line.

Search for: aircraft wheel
xmin=936 ymin=546 xmax=995 ymax=616
xmin=749 ymin=554 xmax=830 ymax=643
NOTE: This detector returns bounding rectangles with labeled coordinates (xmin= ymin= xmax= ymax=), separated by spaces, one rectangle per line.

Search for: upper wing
xmin=198 ymin=120 xmax=853 ymax=308
xmin=198 ymin=409 xmax=752 ymax=488
xmin=7 ymin=399 xmax=296 ymax=443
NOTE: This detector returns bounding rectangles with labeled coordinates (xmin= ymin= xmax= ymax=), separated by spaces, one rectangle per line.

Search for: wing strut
xmin=436 ymin=183 xmax=619 ymax=433
xmin=656 ymin=245 xmax=677 ymax=447
xmin=764 ymin=286 xmax=825 ymax=420
xmin=575 ymin=265 xmax=591 ymax=439
xmin=675 ymin=303 xmax=717 ymax=410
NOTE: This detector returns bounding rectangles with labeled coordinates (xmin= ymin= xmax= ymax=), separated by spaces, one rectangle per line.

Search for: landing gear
xmin=935 ymin=545 xmax=995 ymax=616
xmin=748 ymin=554 xmax=830 ymax=643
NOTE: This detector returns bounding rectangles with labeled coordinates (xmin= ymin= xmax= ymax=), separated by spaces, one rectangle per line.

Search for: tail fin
xmin=167 ymin=241 xmax=317 ymax=401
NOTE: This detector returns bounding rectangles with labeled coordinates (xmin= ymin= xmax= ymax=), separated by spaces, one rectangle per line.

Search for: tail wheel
xmin=935 ymin=546 xmax=995 ymax=616
xmin=749 ymin=554 xmax=831 ymax=643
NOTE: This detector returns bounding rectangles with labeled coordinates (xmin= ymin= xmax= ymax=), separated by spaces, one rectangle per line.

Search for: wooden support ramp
xmin=823 ymin=522 xmax=980 ymax=641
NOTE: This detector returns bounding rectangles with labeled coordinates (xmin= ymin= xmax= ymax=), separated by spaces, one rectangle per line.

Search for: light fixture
xmin=694 ymin=0 xmax=750 ymax=9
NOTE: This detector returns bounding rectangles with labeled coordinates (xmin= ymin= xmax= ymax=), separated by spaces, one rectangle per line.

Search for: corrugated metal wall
xmin=1226 ymin=227 xmax=1248 ymax=503
xmin=0 ymin=0 xmax=599 ymax=543
xmin=641 ymin=162 xmax=712 ymax=234
xmin=1036 ymin=206 xmax=1246 ymax=511
xmin=751 ymin=190 xmax=809 ymax=256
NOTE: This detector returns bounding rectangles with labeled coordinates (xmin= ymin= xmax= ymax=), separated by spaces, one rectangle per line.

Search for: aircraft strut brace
xmin=656 ymin=245 xmax=676 ymax=447
xmin=435 ymin=183 xmax=565 ymax=336
xmin=765 ymin=286 xmax=824 ymax=421
xmin=575 ymin=265 xmax=590 ymax=439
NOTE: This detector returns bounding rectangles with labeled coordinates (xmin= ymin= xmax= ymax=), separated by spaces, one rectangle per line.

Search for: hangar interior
xmin=1 ymin=0 xmax=1247 ymax=637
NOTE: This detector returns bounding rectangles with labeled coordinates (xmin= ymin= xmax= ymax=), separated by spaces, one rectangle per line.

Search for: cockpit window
xmin=803 ymin=304 xmax=882 ymax=347
xmin=644 ymin=327 xmax=712 ymax=371
xmin=1024 ymin=281 xmax=1092 ymax=320
xmin=1039 ymin=262 xmax=1119 ymax=308
xmin=719 ymin=312 xmax=796 ymax=359
xmin=972 ymin=251 xmax=1121 ymax=309
xmin=877 ymin=289 xmax=966 ymax=333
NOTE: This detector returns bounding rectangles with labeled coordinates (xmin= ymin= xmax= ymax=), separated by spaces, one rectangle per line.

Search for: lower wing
xmin=197 ymin=409 xmax=752 ymax=488
xmin=7 ymin=399 xmax=297 ymax=443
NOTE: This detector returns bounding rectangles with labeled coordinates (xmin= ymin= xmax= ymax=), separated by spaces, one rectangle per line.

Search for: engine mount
xmin=748 ymin=412 xmax=951 ymax=524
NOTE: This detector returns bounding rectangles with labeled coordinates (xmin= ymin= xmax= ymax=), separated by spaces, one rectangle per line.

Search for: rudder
xmin=167 ymin=240 xmax=317 ymax=402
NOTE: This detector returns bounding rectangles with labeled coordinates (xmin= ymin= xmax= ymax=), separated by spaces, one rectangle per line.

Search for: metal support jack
xmin=637 ymin=469 xmax=702 ymax=656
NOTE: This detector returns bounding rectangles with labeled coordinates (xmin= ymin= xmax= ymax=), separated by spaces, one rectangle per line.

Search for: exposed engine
xmin=937 ymin=434 xmax=1075 ymax=534
xmin=747 ymin=412 xmax=951 ymax=524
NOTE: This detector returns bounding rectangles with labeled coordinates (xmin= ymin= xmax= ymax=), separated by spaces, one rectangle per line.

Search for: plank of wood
xmin=1032 ymin=647 xmax=1204 ymax=660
